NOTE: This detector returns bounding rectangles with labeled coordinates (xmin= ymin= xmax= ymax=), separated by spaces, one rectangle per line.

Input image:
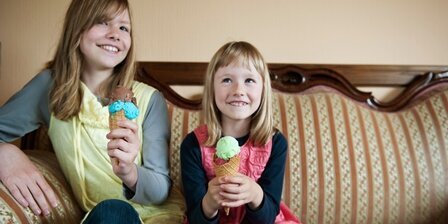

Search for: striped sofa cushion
xmin=167 ymin=89 xmax=448 ymax=224
xmin=0 ymin=150 xmax=83 ymax=224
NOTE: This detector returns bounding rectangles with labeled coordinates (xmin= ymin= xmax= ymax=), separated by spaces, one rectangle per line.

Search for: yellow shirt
xmin=49 ymin=81 xmax=185 ymax=223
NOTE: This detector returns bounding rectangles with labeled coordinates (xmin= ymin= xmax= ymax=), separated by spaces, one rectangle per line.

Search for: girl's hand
xmin=202 ymin=177 xmax=225 ymax=218
xmin=106 ymin=120 xmax=140 ymax=190
xmin=219 ymin=173 xmax=264 ymax=210
xmin=0 ymin=143 xmax=59 ymax=216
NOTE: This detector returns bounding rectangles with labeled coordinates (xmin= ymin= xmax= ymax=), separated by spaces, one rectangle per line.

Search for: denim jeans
xmin=82 ymin=199 xmax=140 ymax=224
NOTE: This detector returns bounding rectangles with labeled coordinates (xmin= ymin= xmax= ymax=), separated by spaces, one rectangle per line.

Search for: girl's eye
xmin=222 ymin=78 xmax=231 ymax=83
xmin=120 ymin=26 xmax=130 ymax=32
xmin=245 ymin=78 xmax=256 ymax=83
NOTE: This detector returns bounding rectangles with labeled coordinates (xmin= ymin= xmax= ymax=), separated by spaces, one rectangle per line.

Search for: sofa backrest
xmin=166 ymin=88 xmax=448 ymax=224
xmin=148 ymin=62 xmax=448 ymax=223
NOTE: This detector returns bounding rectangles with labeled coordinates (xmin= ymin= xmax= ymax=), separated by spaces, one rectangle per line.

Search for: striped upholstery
xmin=0 ymin=150 xmax=83 ymax=224
xmin=167 ymin=89 xmax=448 ymax=224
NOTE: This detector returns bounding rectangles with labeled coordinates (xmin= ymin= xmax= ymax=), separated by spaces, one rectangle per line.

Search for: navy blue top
xmin=180 ymin=130 xmax=288 ymax=224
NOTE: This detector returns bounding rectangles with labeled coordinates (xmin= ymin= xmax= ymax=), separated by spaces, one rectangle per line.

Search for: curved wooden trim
xmin=368 ymin=71 xmax=448 ymax=111
xmin=138 ymin=62 xmax=448 ymax=86
xmin=137 ymin=62 xmax=448 ymax=112
xmin=269 ymin=66 xmax=448 ymax=111
xmin=136 ymin=66 xmax=202 ymax=110
xmin=269 ymin=65 xmax=375 ymax=103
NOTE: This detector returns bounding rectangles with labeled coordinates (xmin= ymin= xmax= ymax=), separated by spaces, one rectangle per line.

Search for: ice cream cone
xmin=214 ymin=155 xmax=240 ymax=215
xmin=214 ymin=155 xmax=240 ymax=177
xmin=109 ymin=110 xmax=126 ymax=130
xmin=108 ymin=86 xmax=139 ymax=166
xmin=214 ymin=136 xmax=241 ymax=215
xmin=109 ymin=110 xmax=127 ymax=165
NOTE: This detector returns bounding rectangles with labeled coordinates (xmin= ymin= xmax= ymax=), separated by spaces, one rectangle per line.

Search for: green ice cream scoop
xmin=216 ymin=136 xmax=241 ymax=160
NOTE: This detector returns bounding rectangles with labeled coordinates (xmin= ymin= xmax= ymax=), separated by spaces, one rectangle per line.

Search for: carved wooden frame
xmin=137 ymin=62 xmax=448 ymax=111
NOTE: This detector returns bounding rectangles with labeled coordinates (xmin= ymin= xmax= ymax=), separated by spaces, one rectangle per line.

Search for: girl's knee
xmin=83 ymin=199 xmax=140 ymax=224
xmin=97 ymin=199 xmax=134 ymax=210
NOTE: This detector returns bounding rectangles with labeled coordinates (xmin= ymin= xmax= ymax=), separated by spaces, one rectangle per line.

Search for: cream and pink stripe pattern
xmin=0 ymin=151 xmax=83 ymax=224
xmin=167 ymin=89 xmax=448 ymax=224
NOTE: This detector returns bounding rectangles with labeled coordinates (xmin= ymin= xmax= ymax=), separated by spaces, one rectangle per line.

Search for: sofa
xmin=1 ymin=62 xmax=447 ymax=223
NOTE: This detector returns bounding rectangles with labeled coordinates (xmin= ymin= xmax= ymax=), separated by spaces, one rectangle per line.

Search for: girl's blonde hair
xmin=49 ymin=0 xmax=135 ymax=120
xmin=203 ymin=41 xmax=274 ymax=146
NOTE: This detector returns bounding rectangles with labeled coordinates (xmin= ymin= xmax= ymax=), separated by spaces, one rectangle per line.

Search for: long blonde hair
xmin=203 ymin=41 xmax=274 ymax=146
xmin=49 ymin=0 xmax=135 ymax=120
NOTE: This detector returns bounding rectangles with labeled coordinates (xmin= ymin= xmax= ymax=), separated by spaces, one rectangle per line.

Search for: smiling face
xmin=213 ymin=60 xmax=263 ymax=125
xmin=79 ymin=9 xmax=131 ymax=73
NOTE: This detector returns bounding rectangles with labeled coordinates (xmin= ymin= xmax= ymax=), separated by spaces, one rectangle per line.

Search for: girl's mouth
xmin=99 ymin=45 xmax=119 ymax=52
xmin=228 ymin=101 xmax=248 ymax=106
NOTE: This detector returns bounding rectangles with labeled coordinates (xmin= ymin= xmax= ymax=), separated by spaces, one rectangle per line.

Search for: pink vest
xmin=194 ymin=125 xmax=300 ymax=224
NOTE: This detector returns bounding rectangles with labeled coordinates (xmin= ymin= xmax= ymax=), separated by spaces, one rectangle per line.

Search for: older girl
xmin=0 ymin=0 xmax=184 ymax=223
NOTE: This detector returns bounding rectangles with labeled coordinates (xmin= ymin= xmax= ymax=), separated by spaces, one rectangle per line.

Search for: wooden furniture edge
xmin=138 ymin=62 xmax=448 ymax=86
xmin=137 ymin=62 xmax=448 ymax=111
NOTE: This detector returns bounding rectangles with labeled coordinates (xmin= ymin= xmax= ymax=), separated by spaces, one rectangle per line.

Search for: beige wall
xmin=1 ymin=0 xmax=448 ymax=105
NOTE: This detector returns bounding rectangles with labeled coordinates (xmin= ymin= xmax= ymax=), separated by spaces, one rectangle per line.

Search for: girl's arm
xmin=122 ymin=91 xmax=171 ymax=205
xmin=0 ymin=70 xmax=52 ymax=141
xmin=0 ymin=70 xmax=58 ymax=215
xmin=244 ymin=131 xmax=288 ymax=223
xmin=181 ymin=132 xmax=220 ymax=224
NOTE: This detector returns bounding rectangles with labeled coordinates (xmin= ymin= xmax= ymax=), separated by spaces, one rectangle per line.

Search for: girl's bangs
xmin=217 ymin=51 xmax=258 ymax=73
xmin=101 ymin=0 xmax=128 ymax=21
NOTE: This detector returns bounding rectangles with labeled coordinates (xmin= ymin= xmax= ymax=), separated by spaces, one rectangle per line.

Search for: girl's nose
xmin=107 ymin=28 xmax=120 ymax=41
xmin=233 ymin=83 xmax=244 ymax=96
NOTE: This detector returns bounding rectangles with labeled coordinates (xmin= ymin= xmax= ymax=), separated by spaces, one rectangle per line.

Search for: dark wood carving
xmin=368 ymin=71 xmax=448 ymax=110
xmin=137 ymin=62 xmax=448 ymax=111
xmin=136 ymin=64 xmax=202 ymax=110
xmin=138 ymin=62 xmax=448 ymax=86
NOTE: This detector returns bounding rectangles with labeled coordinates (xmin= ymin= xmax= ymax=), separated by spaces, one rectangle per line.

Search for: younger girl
xmin=0 ymin=0 xmax=184 ymax=223
xmin=180 ymin=41 xmax=300 ymax=223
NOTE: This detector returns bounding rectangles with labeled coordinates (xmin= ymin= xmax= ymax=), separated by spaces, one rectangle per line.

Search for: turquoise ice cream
xmin=109 ymin=100 xmax=139 ymax=119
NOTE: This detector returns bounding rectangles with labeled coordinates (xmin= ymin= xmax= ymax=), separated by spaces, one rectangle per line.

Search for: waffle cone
xmin=109 ymin=110 xmax=127 ymax=130
xmin=213 ymin=155 xmax=240 ymax=215
xmin=214 ymin=155 xmax=240 ymax=177
xmin=109 ymin=110 xmax=127 ymax=165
